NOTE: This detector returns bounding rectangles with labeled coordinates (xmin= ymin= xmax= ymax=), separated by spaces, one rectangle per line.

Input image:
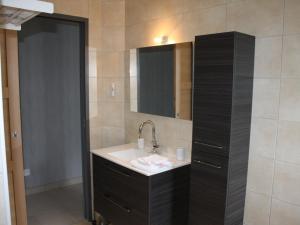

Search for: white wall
xmin=0 ymin=51 xmax=11 ymax=225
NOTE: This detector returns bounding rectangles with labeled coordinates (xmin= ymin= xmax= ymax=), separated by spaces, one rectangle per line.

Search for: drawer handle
xmin=107 ymin=165 xmax=131 ymax=177
xmin=194 ymin=141 xmax=223 ymax=150
xmin=193 ymin=159 xmax=222 ymax=169
xmin=104 ymin=194 xmax=132 ymax=214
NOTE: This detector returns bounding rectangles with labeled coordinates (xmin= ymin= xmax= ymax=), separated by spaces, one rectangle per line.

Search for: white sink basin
xmin=91 ymin=143 xmax=191 ymax=176
xmin=108 ymin=148 xmax=151 ymax=161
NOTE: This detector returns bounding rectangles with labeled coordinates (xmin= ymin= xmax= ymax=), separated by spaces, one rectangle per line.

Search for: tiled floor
xmin=26 ymin=184 xmax=90 ymax=225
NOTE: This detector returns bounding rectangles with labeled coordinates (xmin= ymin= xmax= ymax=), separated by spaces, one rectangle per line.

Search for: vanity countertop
xmin=91 ymin=143 xmax=191 ymax=176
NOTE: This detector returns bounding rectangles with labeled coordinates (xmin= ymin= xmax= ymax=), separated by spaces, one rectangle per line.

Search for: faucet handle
xmin=153 ymin=144 xmax=159 ymax=149
xmin=152 ymin=144 xmax=160 ymax=154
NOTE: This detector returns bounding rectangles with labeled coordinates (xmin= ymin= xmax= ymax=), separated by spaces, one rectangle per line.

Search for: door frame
xmin=18 ymin=13 xmax=92 ymax=221
xmin=4 ymin=30 xmax=28 ymax=225
xmin=0 ymin=30 xmax=13 ymax=225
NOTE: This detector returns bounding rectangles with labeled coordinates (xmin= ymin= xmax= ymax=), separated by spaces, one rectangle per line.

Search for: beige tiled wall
xmin=27 ymin=1 xmax=300 ymax=224
xmin=46 ymin=0 xmax=126 ymax=149
xmin=97 ymin=0 xmax=126 ymax=148
xmin=124 ymin=0 xmax=300 ymax=224
xmin=88 ymin=0 xmax=126 ymax=149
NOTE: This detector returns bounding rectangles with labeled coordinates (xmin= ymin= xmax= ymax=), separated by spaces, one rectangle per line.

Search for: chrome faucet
xmin=138 ymin=120 xmax=159 ymax=153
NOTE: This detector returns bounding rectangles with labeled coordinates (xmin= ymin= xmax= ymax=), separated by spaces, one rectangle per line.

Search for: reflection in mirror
xmin=130 ymin=42 xmax=193 ymax=120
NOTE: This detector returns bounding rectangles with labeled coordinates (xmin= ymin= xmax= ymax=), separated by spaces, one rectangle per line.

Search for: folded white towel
xmin=130 ymin=154 xmax=173 ymax=173
xmin=137 ymin=154 xmax=172 ymax=166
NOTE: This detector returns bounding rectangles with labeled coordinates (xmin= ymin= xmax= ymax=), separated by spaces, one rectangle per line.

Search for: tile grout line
xmin=248 ymin=189 xmax=300 ymax=208
xmin=252 ymin=115 xmax=300 ymax=123
xmin=272 ymin=196 xmax=300 ymax=208
xmin=268 ymin=1 xmax=286 ymax=224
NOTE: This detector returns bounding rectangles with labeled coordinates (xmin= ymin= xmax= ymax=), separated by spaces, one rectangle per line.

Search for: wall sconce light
xmin=154 ymin=35 xmax=175 ymax=45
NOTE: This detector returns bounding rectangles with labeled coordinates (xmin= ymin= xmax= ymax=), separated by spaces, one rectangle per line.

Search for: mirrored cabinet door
xmin=129 ymin=42 xmax=193 ymax=120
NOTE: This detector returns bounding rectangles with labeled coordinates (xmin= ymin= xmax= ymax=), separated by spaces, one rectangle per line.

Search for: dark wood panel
xmin=93 ymin=156 xmax=148 ymax=213
xmin=94 ymin=193 xmax=147 ymax=225
xmin=225 ymin=32 xmax=255 ymax=225
xmin=190 ymin=32 xmax=255 ymax=225
xmin=189 ymin=152 xmax=228 ymax=225
xmin=192 ymin=33 xmax=234 ymax=149
xmin=192 ymin=138 xmax=227 ymax=157
xmin=93 ymin=155 xmax=190 ymax=225
xmin=149 ymin=166 xmax=190 ymax=225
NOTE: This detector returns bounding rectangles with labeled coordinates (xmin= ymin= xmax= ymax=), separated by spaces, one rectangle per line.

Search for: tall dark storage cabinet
xmin=189 ymin=32 xmax=255 ymax=225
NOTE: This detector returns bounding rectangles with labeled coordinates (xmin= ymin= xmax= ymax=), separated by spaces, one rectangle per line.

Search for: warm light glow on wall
xmin=154 ymin=35 xmax=175 ymax=45
xmin=154 ymin=36 xmax=164 ymax=44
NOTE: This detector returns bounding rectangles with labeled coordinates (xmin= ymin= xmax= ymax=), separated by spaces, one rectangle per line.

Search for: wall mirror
xmin=129 ymin=42 xmax=193 ymax=120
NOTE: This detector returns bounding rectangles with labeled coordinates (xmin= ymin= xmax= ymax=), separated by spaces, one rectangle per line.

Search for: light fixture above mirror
xmin=153 ymin=35 xmax=175 ymax=45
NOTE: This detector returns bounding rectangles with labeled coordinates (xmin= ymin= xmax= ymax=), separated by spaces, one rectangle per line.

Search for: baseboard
xmin=26 ymin=176 xmax=83 ymax=195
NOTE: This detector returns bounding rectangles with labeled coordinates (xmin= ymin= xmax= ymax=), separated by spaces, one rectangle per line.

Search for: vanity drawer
xmin=94 ymin=191 xmax=148 ymax=225
xmin=189 ymin=151 xmax=228 ymax=225
xmin=93 ymin=153 xmax=190 ymax=225
xmin=93 ymin=155 xmax=148 ymax=213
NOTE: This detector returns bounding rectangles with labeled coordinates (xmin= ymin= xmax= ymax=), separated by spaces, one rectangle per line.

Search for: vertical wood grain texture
xmin=0 ymin=29 xmax=16 ymax=225
xmin=5 ymin=30 xmax=28 ymax=225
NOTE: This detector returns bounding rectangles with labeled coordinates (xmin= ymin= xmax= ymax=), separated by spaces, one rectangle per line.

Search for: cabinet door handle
xmin=193 ymin=159 xmax=222 ymax=169
xmin=104 ymin=194 xmax=132 ymax=214
xmin=106 ymin=165 xmax=131 ymax=177
xmin=193 ymin=141 xmax=223 ymax=150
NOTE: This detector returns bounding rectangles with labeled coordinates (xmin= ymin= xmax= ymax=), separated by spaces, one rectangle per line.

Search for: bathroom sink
xmin=92 ymin=143 xmax=191 ymax=176
xmin=108 ymin=148 xmax=151 ymax=161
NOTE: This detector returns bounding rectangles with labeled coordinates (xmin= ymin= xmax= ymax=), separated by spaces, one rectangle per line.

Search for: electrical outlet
xmin=24 ymin=169 xmax=30 ymax=177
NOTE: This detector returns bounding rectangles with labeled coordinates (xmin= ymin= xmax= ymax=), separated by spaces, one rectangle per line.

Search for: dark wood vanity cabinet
xmin=189 ymin=32 xmax=255 ymax=225
xmin=93 ymin=155 xmax=190 ymax=225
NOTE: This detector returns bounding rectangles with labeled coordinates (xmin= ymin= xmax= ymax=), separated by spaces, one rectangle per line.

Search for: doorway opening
xmin=18 ymin=15 xmax=91 ymax=225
